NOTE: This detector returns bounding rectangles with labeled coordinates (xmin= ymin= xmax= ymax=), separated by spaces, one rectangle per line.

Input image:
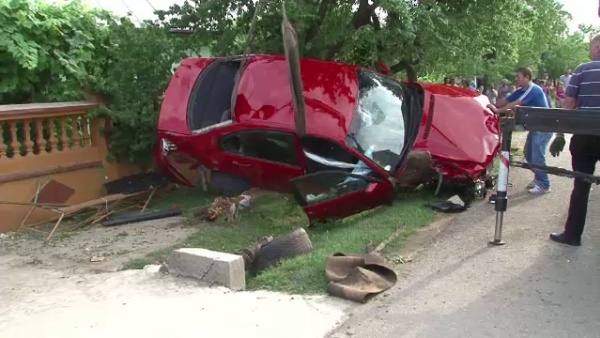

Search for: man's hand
xmin=486 ymin=104 xmax=498 ymax=114
xmin=550 ymin=134 xmax=566 ymax=157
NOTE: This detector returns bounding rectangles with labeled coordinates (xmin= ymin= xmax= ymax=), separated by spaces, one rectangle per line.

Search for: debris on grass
xmin=122 ymin=190 xmax=436 ymax=294
xmin=325 ymin=253 xmax=397 ymax=303
xmin=194 ymin=189 xmax=260 ymax=223
xmin=90 ymin=256 xmax=106 ymax=262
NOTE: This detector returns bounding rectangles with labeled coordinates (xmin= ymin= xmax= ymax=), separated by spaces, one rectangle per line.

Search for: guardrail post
xmin=490 ymin=116 xmax=513 ymax=246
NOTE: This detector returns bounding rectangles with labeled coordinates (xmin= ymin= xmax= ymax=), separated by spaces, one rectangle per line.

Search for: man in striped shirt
xmin=549 ymin=34 xmax=600 ymax=246
xmin=489 ymin=67 xmax=553 ymax=195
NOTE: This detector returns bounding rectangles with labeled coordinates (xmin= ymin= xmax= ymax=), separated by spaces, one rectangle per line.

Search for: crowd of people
xmin=442 ymin=69 xmax=573 ymax=108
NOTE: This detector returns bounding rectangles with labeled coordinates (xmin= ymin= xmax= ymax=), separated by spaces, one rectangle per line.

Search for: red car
xmin=156 ymin=54 xmax=500 ymax=223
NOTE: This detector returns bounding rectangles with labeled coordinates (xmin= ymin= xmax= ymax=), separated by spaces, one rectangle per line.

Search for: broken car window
xmin=292 ymin=172 xmax=370 ymax=205
xmin=347 ymin=70 xmax=406 ymax=172
xmin=221 ymin=130 xmax=299 ymax=166
xmin=188 ymin=60 xmax=241 ymax=130
xmin=300 ymin=136 xmax=360 ymax=173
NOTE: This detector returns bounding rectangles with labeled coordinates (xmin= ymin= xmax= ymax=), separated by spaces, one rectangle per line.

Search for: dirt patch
xmin=0 ymin=216 xmax=200 ymax=273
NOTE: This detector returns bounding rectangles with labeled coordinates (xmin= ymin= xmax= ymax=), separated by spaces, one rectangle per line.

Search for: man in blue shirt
xmin=488 ymin=67 xmax=553 ymax=194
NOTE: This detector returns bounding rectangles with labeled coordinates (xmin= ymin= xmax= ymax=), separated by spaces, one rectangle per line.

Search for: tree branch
xmin=305 ymin=0 xmax=333 ymax=46
xmin=371 ymin=13 xmax=381 ymax=31
xmin=390 ymin=60 xmax=418 ymax=81
xmin=324 ymin=0 xmax=382 ymax=60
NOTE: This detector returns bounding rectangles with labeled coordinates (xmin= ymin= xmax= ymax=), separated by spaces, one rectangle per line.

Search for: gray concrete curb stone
xmin=167 ymin=248 xmax=246 ymax=290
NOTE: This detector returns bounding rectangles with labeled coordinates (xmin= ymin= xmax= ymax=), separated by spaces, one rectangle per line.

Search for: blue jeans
xmin=524 ymin=131 xmax=553 ymax=189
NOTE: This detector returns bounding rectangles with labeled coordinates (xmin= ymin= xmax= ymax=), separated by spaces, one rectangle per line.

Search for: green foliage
xmin=543 ymin=32 xmax=589 ymax=79
xmin=0 ymin=0 xmax=112 ymax=103
xmin=94 ymin=18 xmax=184 ymax=165
xmin=157 ymin=0 xmax=585 ymax=83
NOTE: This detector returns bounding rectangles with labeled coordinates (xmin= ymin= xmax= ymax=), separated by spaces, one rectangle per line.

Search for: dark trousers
xmin=564 ymin=135 xmax=600 ymax=240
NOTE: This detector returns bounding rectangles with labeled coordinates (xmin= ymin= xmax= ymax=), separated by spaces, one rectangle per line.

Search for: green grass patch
xmin=248 ymin=192 xmax=436 ymax=294
xmin=125 ymin=189 xmax=437 ymax=294
xmin=123 ymin=258 xmax=150 ymax=270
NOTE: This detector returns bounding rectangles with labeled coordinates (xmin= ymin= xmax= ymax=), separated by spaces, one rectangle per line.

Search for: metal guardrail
xmin=491 ymin=106 xmax=600 ymax=245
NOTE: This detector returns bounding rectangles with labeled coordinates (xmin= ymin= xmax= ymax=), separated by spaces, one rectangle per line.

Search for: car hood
xmin=414 ymin=83 xmax=501 ymax=179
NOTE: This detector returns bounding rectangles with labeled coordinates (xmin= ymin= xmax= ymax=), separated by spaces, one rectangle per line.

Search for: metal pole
xmin=490 ymin=118 xmax=512 ymax=246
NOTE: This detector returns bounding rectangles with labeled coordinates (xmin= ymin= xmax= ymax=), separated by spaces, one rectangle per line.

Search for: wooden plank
xmin=0 ymin=160 xmax=102 ymax=184
xmin=57 ymin=191 xmax=147 ymax=215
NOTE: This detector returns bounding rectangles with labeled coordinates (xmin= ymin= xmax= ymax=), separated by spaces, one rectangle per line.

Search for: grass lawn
xmin=124 ymin=188 xmax=437 ymax=294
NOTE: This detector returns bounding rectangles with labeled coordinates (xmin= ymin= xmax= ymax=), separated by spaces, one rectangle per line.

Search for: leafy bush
xmin=94 ymin=18 xmax=185 ymax=166
xmin=0 ymin=0 xmax=112 ymax=103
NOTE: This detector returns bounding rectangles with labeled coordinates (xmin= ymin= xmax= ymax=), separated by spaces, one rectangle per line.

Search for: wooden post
xmin=0 ymin=123 xmax=7 ymax=160
xmin=35 ymin=118 xmax=47 ymax=154
xmin=48 ymin=118 xmax=58 ymax=152
xmin=23 ymin=119 xmax=34 ymax=156
xmin=9 ymin=121 xmax=19 ymax=157
xmin=59 ymin=117 xmax=69 ymax=151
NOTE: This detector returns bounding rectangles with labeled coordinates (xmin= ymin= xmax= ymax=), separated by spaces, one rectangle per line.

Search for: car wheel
xmin=250 ymin=228 xmax=313 ymax=274
xmin=208 ymin=171 xmax=252 ymax=197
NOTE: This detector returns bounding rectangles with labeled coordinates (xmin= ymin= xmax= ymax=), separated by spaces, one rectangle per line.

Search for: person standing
xmin=487 ymin=67 xmax=552 ymax=194
xmin=461 ymin=78 xmax=470 ymax=89
xmin=469 ymin=77 xmax=478 ymax=91
xmin=497 ymin=79 xmax=512 ymax=100
xmin=484 ymin=84 xmax=498 ymax=104
xmin=539 ymin=80 xmax=552 ymax=107
xmin=559 ymin=68 xmax=572 ymax=89
xmin=549 ymin=34 xmax=600 ymax=246
xmin=555 ymin=81 xmax=565 ymax=108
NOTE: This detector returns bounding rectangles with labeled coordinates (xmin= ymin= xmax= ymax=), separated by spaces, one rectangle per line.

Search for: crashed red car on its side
xmin=156 ymin=54 xmax=500 ymax=223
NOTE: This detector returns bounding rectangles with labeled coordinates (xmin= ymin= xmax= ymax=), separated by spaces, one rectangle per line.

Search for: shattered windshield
xmin=347 ymin=70 xmax=406 ymax=172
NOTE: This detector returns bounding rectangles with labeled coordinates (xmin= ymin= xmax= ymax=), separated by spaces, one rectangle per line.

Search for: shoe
xmin=528 ymin=185 xmax=550 ymax=195
xmin=526 ymin=180 xmax=537 ymax=189
xmin=549 ymin=233 xmax=581 ymax=246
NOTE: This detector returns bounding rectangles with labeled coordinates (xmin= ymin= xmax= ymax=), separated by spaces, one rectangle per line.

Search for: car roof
xmin=234 ymin=55 xmax=360 ymax=142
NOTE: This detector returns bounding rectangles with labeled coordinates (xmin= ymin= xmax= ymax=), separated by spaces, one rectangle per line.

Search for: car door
xmin=289 ymin=135 xmax=394 ymax=223
xmin=217 ymin=129 xmax=304 ymax=193
xmin=290 ymin=171 xmax=393 ymax=223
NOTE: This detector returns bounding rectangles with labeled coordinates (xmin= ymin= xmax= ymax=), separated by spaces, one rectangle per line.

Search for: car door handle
xmin=232 ymin=161 xmax=250 ymax=167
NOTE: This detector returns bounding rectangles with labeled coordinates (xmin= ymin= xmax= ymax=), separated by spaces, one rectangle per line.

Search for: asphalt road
xmin=328 ymin=147 xmax=600 ymax=338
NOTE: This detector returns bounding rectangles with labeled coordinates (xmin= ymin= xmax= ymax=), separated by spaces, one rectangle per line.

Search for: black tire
xmin=208 ymin=171 xmax=252 ymax=197
xmin=251 ymin=228 xmax=313 ymax=273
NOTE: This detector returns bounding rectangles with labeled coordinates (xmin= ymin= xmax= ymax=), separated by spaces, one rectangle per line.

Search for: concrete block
xmin=167 ymin=248 xmax=246 ymax=290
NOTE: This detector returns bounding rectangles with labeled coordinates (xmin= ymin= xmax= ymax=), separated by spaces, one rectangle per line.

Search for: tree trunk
xmin=325 ymin=0 xmax=380 ymax=60
xmin=391 ymin=61 xmax=418 ymax=81
xmin=406 ymin=65 xmax=417 ymax=82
